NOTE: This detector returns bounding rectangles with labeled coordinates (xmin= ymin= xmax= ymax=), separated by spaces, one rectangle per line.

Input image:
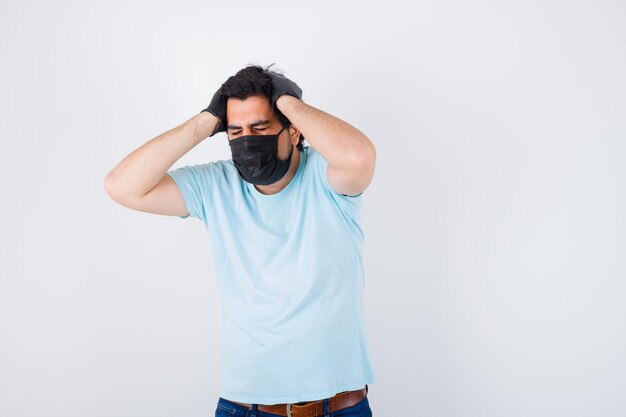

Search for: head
xmin=220 ymin=64 xmax=305 ymax=156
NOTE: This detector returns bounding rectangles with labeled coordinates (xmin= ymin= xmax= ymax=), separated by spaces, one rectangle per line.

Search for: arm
xmin=275 ymin=95 xmax=376 ymax=196
xmin=103 ymin=111 xmax=219 ymax=214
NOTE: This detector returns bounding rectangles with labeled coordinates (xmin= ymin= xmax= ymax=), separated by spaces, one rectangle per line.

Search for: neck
xmin=254 ymin=147 xmax=300 ymax=195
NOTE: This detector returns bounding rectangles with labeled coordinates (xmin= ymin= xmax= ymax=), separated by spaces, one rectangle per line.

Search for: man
xmin=104 ymin=64 xmax=376 ymax=417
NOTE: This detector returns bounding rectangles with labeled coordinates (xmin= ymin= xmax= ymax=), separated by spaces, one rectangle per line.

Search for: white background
xmin=1 ymin=1 xmax=625 ymax=416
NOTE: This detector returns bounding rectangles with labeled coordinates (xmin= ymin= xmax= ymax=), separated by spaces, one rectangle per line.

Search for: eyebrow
xmin=227 ymin=119 xmax=270 ymax=130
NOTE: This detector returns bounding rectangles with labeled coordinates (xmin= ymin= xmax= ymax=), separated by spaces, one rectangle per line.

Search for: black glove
xmin=201 ymin=87 xmax=227 ymax=137
xmin=264 ymin=71 xmax=302 ymax=124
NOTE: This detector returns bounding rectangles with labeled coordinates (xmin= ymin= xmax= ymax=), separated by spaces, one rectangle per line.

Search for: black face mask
xmin=228 ymin=124 xmax=293 ymax=185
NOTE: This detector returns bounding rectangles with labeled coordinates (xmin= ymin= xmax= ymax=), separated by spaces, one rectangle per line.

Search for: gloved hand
xmin=265 ymin=71 xmax=303 ymax=104
xmin=264 ymin=71 xmax=303 ymax=126
xmin=201 ymin=86 xmax=227 ymax=137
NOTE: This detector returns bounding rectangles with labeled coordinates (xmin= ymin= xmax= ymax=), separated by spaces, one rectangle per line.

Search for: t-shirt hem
xmin=219 ymin=379 xmax=376 ymax=405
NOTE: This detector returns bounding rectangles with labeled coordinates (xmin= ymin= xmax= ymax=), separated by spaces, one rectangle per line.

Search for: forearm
xmin=275 ymin=95 xmax=375 ymax=169
xmin=104 ymin=111 xmax=218 ymax=201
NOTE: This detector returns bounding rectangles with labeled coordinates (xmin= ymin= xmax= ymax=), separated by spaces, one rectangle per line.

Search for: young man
xmin=104 ymin=64 xmax=377 ymax=417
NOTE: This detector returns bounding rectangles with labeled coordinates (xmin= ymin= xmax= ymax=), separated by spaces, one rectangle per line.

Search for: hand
xmin=201 ymin=86 xmax=227 ymax=137
xmin=264 ymin=71 xmax=302 ymax=126
xmin=265 ymin=71 xmax=302 ymax=105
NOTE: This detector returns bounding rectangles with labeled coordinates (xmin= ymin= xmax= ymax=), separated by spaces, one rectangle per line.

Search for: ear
xmin=288 ymin=124 xmax=301 ymax=145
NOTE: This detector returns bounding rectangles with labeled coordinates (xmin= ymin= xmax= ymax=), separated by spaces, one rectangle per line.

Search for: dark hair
xmin=220 ymin=63 xmax=305 ymax=150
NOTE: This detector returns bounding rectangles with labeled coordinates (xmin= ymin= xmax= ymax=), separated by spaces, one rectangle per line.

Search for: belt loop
xmin=323 ymin=397 xmax=330 ymax=417
xmin=247 ymin=403 xmax=258 ymax=417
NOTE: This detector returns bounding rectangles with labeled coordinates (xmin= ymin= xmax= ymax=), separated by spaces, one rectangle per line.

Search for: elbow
xmin=351 ymin=138 xmax=376 ymax=171
xmin=351 ymin=140 xmax=376 ymax=190
xmin=103 ymin=173 xmax=114 ymax=198
xmin=103 ymin=171 xmax=125 ymax=203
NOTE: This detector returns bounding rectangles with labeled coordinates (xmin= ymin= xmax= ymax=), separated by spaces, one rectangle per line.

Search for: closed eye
xmin=229 ymin=127 xmax=267 ymax=136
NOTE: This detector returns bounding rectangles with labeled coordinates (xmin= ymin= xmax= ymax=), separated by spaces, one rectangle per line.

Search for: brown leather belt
xmin=225 ymin=385 xmax=368 ymax=417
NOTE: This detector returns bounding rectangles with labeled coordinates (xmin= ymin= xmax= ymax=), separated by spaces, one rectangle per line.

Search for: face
xmin=226 ymin=95 xmax=298 ymax=160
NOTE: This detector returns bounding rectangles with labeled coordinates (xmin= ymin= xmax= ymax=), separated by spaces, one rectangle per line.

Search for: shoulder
xmin=167 ymin=158 xmax=239 ymax=193
xmin=211 ymin=158 xmax=237 ymax=177
xmin=304 ymin=145 xmax=321 ymax=163
xmin=175 ymin=158 xmax=235 ymax=177
xmin=304 ymin=146 xmax=362 ymax=197
xmin=303 ymin=146 xmax=325 ymax=179
xmin=302 ymin=146 xmax=363 ymax=220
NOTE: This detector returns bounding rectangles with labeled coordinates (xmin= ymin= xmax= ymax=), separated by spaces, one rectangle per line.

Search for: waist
xmin=226 ymin=385 xmax=367 ymax=408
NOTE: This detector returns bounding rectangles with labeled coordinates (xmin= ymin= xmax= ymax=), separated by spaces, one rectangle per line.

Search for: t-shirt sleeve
xmin=314 ymin=150 xmax=363 ymax=221
xmin=166 ymin=163 xmax=212 ymax=221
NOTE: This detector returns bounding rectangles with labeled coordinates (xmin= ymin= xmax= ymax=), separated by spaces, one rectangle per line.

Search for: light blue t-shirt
xmin=166 ymin=145 xmax=376 ymax=404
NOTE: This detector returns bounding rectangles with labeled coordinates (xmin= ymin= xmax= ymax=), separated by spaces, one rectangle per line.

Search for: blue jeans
xmin=214 ymin=386 xmax=372 ymax=417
